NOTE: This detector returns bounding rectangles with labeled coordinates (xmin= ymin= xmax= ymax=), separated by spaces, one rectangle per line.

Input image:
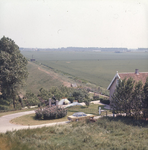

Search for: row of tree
xmin=111 ymin=77 xmax=148 ymax=120
xmin=38 ymin=86 xmax=90 ymax=105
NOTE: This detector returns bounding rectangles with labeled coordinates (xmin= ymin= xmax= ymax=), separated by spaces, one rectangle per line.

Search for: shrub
xmin=84 ymin=99 xmax=91 ymax=107
xmin=93 ymin=95 xmax=99 ymax=100
xmin=100 ymin=98 xmax=110 ymax=105
xmin=35 ymin=108 xmax=43 ymax=119
xmin=68 ymin=97 xmax=75 ymax=103
xmin=35 ymin=106 xmax=67 ymax=120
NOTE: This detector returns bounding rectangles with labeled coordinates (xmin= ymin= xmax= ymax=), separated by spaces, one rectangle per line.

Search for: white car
xmin=67 ymin=112 xmax=94 ymax=121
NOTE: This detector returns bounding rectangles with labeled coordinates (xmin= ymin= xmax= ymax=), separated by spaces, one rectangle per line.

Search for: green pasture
xmin=22 ymin=51 xmax=148 ymax=88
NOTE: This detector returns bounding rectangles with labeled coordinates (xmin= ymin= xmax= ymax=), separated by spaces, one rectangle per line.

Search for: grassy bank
xmin=24 ymin=62 xmax=63 ymax=94
xmin=1 ymin=117 xmax=148 ymax=150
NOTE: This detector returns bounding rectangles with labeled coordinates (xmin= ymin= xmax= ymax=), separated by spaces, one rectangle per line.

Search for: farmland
xmin=22 ymin=51 xmax=148 ymax=88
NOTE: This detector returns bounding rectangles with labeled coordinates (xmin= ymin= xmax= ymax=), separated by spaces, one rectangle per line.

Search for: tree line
xmin=111 ymin=77 xmax=148 ymax=120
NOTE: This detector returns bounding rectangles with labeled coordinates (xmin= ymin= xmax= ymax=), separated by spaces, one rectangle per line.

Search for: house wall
xmin=109 ymin=77 xmax=119 ymax=100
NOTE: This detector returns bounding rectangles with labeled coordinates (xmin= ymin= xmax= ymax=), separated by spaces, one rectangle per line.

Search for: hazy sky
xmin=0 ymin=0 xmax=148 ymax=48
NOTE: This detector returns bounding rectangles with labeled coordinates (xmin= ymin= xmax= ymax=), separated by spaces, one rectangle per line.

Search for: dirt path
xmin=38 ymin=67 xmax=71 ymax=87
xmin=28 ymin=61 xmax=71 ymax=87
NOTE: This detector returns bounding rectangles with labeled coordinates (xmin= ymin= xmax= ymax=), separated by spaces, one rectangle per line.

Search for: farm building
xmin=107 ymin=69 xmax=148 ymax=100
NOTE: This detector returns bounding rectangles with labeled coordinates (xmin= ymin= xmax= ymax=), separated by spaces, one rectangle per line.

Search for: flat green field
xmin=22 ymin=51 xmax=148 ymax=88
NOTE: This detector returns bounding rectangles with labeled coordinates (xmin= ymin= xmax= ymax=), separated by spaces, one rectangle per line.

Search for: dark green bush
xmin=100 ymin=98 xmax=110 ymax=105
xmin=68 ymin=97 xmax=75 ymax=103
xmin=93 ymin=95 xmax=99 ymax=100
xmin=35 ymin=108 xmax=43 ymax=119
xmin=35 ymin=106 xmax=67 ymax=120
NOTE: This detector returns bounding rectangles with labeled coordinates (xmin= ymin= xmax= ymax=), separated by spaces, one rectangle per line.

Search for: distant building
xmin=107 ymin=69 xmax=148 ymax=100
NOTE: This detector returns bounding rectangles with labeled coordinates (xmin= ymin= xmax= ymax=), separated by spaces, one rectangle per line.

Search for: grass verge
xmin=1 ymin=117 xmax=148 ymax=150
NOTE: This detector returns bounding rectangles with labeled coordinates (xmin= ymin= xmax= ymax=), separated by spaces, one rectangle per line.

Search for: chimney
xmin=135 ymin=69 xmax=139 ymax=75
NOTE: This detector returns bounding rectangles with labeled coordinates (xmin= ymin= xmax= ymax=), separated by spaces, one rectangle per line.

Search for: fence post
xmin=56 ymin=100 xmax=58 ymax=106
xmin=49 ymin=98 xmax=51 ymax=107
xmin=99 ymin=107 xmax=101 ymax=115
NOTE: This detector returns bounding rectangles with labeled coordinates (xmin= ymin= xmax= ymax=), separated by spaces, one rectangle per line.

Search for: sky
xmin=0 ymin=0 xmax=148 ymax=49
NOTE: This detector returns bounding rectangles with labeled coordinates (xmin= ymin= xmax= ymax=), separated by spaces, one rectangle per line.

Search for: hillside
xmin=23 ymin=62 xmax=64 ymax=94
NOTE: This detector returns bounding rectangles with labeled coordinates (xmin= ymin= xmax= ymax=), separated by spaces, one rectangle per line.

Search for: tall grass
xmin=1 ymin=117 xmax=148 ymax=150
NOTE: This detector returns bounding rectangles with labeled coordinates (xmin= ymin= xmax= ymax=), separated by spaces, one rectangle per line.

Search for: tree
xmin=111 ymin=77 xmax=148 ymax=119
xmin=84 ymin=99 xmax=91 ymax=107
xmin=111 ymin=78 xmax=135 ymax=116
xmin=132 ymin=81 xmax=143 ymax=119
xmin=25 ymin=91 xmax=40 ymax=107
xmin=0 ymin=37 xmax=28 ymax=109
xmin=50 ymin=87 xmax=64 ymax=100
xmin=143 ymin=77 xmax=148 ymax=119
xmin=72 ymin=89 xmax=88 ymax=102
xmin=143 ymin=77 xmax=148 ymax=107
xmin=38 ymin=88 xmax=51 ymax=100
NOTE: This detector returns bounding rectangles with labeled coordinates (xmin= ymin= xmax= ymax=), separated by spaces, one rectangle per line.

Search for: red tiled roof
xmin=118 ymin=72 xmax=148 ymax=85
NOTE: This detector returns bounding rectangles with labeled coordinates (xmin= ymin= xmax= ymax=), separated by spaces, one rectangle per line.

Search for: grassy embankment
xmin=23 ymin=61 xmax=109 ymax=96
xmin=22 ymin=51 xmax=148 ymax=89
xmin=1 ymin=117 xmax=148 ymax=150
xmin=23 ymin=62 xmax=63 ymax=94
xmin=10 ymin=104 xmax=109 ymax=125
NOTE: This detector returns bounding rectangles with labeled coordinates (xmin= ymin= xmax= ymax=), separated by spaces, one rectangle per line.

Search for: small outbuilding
xmin=58 ymin=98 xmax=71 ymax=105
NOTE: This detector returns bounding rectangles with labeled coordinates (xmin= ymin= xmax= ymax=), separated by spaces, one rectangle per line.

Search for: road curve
xmin=0 ymin=111 xmax=70 ymax=133
xmin=0 ymin=102 xmax=110 ymax=133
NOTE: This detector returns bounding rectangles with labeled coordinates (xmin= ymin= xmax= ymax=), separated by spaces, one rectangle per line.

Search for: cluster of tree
xmin=111 ymin=77 xmax=148 ymax=120
xmin=16 ymin=86 xmax=91 ymax=108
xmin=0 ymin=37 xmax=92 ymax=110
xmin=0 ymin=37 xmax=28 ymax=110
xmin=23 ymin=91 xmax=40 ymax=107
xmin=38 ymin=86 xmax=90 ymax=106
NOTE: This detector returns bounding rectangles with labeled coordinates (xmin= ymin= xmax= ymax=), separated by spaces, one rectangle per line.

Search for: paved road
xmin=0 ymin=101 xmax=111 ymax=133
xmin=0 ymin=111 xmax=70 ymax=133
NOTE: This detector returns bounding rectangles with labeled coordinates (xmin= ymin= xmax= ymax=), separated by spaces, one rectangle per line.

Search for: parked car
xmin=67 ymin=112 xmax=94 ymax=121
